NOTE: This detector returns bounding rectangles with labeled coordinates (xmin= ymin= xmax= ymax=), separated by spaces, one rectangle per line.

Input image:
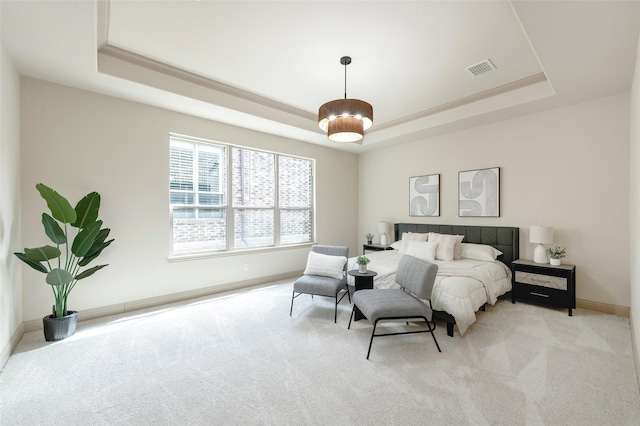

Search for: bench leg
xmin=347 ymin=306 xmax=356 ymax=329
xmin=366 ymin=322 xmax=378 ymax=360
xmin=428 ymin=319 xmax=442 ymax=352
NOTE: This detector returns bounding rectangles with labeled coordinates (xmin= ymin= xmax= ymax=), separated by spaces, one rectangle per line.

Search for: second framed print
xmin=409 ymin=174 xmax=440 ymax=217
xmin=458 ymin=167 xmax=500 ymax=217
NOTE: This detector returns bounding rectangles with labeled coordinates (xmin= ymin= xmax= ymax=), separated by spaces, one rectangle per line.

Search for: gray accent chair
xmin=348 ymin=255 xmax=442 ymax=359
xmin=290 ymin=245 xmax=350 ymax=323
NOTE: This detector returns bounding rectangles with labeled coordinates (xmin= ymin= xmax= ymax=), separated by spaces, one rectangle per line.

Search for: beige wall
xmin=0 ymin=36 xmax=23 ymax=365
xmin=359 ymin=93 xmax=630 ymax=308
xmin=19 ymin=78 xmax=359 ymax=322
xmin=630 ymin=32 xmax=640 ymax=386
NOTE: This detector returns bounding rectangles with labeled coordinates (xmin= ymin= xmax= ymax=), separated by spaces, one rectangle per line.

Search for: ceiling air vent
xmin=465 ymin=59 xmax=496 ymax=77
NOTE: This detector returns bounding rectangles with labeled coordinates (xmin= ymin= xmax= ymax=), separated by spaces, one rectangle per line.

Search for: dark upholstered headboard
xmin=394 ymin=223 xmax=519 ymax=266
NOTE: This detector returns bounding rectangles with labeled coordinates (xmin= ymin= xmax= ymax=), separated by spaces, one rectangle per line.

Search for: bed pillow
xmin=404 ymin=240 xmax=439 ymax=262
xmin=460 ymin=243 xmax=503 ymax=262
xmin=303 ymin=251 xmax=347 ymax=279
xmin=390 ymin=240 xmax=403 ymax=250
xmin=399 ymin=232 xmax=428 ymax=253
xmin=427 ymin=233 xmax=460 ymax=261
xmin=429 ymin=232 xmax=464 ymax=259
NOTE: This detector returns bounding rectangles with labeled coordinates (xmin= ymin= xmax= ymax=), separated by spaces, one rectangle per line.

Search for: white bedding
xmin=347 ymin=250 xmax=512 ymax=335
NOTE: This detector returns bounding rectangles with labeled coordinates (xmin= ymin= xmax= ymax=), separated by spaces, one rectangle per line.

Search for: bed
xmin=347 ymin=223 xmax=519 ymax=336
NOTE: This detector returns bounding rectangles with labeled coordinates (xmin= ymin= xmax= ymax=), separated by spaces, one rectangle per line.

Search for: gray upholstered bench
xmin=348 ymin=255 xmax=442 ymax=359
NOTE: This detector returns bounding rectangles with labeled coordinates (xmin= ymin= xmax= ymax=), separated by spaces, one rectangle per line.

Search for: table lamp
xmin=530 ymin=225 xmax=553 ymax=264
xmin=378 ymin=221 xmax=390 ymax=245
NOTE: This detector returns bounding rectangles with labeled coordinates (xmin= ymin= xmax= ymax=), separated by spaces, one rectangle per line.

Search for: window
xmin=279 ymin=156 xmax=313 ymax=245
xmin=170 ymin=135 xmax=313 ymax=256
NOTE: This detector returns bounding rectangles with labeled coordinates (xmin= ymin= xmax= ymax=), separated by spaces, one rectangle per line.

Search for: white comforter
xmin=347 ymin=250 xmax=512 ymax=335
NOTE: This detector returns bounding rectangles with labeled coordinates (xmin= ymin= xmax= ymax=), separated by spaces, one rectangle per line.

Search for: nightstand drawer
xmin=514 ymin=271 xmax=567 ymax=291
xmin=513 ymin=283 xmax=568 ymax=308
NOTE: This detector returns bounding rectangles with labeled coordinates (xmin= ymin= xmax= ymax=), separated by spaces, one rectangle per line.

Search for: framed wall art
xmin=458 ymin=167 xmax=500 ymax=217
xmin=409 ymin=174 xmax=440 ymax=217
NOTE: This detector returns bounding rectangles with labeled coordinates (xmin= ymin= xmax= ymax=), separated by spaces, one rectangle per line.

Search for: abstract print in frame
xmin=458 ymin=167 xmax=500 ymax=217
xmin=409 ymin=174 xmax=440 ymax=217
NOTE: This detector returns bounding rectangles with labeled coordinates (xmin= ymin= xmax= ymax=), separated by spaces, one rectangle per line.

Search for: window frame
xmin=169 ymin=133 xmax=315 ymax=259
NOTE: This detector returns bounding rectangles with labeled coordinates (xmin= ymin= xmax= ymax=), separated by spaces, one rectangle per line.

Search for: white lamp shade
xmin=378 ymin=221 xmax=390 ymax=245
xmin=530 ymin=226 xmax=553 ymax=244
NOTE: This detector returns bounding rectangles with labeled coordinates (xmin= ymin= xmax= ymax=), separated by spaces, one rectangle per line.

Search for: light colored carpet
xmin=1 ymin=279 xmax=639 ymax=425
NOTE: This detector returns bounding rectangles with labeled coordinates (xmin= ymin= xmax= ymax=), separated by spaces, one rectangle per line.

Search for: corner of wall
xmin=0 ymin=25 xmax=24 ymax=370
xmin=629 ymin=29 xmax=640 ymax=390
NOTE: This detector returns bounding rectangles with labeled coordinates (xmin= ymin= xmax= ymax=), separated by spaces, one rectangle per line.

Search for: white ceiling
xmin=2 ymin=1 xmax=640 ymax=153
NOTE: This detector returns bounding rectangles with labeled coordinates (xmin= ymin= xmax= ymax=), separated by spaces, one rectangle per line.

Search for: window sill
xmin=167 ymin=242 xmax=314 ymax=262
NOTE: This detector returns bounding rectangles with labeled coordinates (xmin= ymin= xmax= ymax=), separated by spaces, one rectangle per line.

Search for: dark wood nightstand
xmin=512 ymin=259 xmax=576 ymax=316
xmin=362 ymin=243 xmax=393 ymax=255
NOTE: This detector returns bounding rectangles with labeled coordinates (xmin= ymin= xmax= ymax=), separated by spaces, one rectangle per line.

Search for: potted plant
xmin=547 ymin=245 xmax=566 ymax=266
xmin=14 ymin=184 xmax=114 ymax=341
xmin=356 ymin=255 xmax=370 ymax=273
xmin=365 ymin=233 xmax=374 ymax=244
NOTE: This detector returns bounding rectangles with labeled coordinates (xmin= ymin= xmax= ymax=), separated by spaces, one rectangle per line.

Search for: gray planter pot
xmin=43 ymin=311 xmax=78 ymax=341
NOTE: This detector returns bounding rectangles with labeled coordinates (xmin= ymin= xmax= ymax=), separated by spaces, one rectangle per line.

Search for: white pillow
xmin=404 ymin=240 xmax=439 ymax=262
xmin=427 ymin=233 xmax=459 ymax=261
xmin=303 ymin=251 xmax=347 ymax=279
xmin=400 ymin=232 xmax=428 ymax=254
xmin=460 ymin=243 xmax=503 ymax=262
xmin=429 ymin=232 xmax=464 ymax=260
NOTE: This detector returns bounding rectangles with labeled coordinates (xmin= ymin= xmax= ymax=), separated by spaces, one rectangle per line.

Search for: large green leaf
xmin=79 ymin=239 xmax=114 ymax=266
xmin=14 ymin=252 xmax=48 ymax=273
xmin=36 ymin=184 xmax=77 ymax=224
xmin=24 ymin=245 xmax=61 ymax=262
xmin=46 ymin=268 xmax=74 ymax=286
xmin=71 ymin=220 xmax=102 ymax=257
xmin=41 ymin=213 xmax=66 ymax=245
xmin=72 ymin=192 xmax=101 ymax=229
xmin=75 ymin=264 xmax=108 ymax=280
xmin=83 ymin=228 xmax=110 ymax=258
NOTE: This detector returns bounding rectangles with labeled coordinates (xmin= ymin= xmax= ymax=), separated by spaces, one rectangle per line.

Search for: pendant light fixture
xmin=318 ymin=56 xmax=373 ymax=143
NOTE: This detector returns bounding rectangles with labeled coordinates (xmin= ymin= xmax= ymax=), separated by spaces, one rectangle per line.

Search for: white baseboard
xmin=0 ymin=322 xmax=25 ymax=372
xmin=630 ymin=311 xmax=640 ymax=395
xmin=576 ymin=298 xmax=629 ymax=317
xmin=21 ymin=271 xmax=300 ymax=334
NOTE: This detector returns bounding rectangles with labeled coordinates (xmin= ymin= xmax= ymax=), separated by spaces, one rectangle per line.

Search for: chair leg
xmin=334 ymin=287 xmax=350 ymax=323
xmin=430 ymin=330 xmax=442 ymax=353
xmin=289 ymin=291 xmax=295 ymax=316
xmin=348 ymin=306 xmax=356 ymax=329
xmin=366 ymin=321 xmax=378 ymax=360
xmin=427 ymin=318 xmax=442 ymax=352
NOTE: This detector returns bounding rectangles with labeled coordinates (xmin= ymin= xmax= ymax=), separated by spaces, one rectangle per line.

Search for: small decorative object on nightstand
xmin=512 ymin=259 xmax=576 ymax=316
xmin=547 ymin=245 xmax=566 ymax=266
xmin=365 ymin=233 xmax=374 ymax=245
